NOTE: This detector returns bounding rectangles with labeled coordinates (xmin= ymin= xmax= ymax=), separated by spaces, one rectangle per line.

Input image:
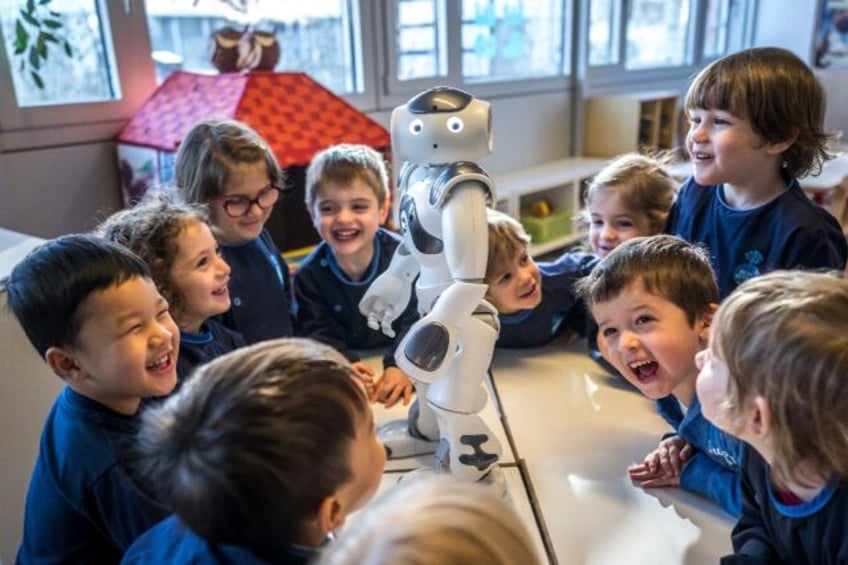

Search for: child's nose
xmin=618 ymin=330 xmax=639 ymax=351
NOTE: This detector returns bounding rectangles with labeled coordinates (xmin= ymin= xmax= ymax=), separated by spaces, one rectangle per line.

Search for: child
xmin=696 ymin=271 xmax=848 ymax=562
xmin=120 ymin=338 xmax=387 ymax=564
xmin=175 ymin=117 xmax=295 ymax=344
xmin=666 ymin=46 xmax=848 ymax=298
xmin=96 ymin=193 xmax=245 ymax=385
xmin=6 ymin=234 xmax=177 ymax=563
xmin=583 ymin=152 xmax=678 ymax=258
xmin=581 ymin=153 xmax=678 ymax=370
xmin=576 ymin=234 xmax=743 ymax=516
xmin=317 ymin=475 xmax=543 ymax=564
xmin=484 ymin=208 xmax=597 ymax=347
xmin=296 ymin=143 xmax=418 ymax=407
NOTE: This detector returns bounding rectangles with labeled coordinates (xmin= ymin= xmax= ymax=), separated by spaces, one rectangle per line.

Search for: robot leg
xmin=428 ymin=303 xmax=502 ymax=481
xmin=378 ymin=380 xmax=440 ymax=459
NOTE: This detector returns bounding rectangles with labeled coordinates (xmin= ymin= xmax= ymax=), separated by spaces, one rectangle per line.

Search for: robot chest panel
xmin=399 ymin=188 xmax=443 ymax=257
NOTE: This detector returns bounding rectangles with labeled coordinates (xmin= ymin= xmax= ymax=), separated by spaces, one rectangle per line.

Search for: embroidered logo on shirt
xmin=733 ymin=249 xmax=763 ymax=286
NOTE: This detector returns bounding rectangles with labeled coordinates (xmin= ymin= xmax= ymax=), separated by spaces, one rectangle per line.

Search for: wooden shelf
xmin=584 ymin=91 xmax=680 ymax=157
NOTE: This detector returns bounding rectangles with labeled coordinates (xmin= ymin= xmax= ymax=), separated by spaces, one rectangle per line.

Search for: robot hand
xmin=359 ymin=244 xmax=419 ymax=338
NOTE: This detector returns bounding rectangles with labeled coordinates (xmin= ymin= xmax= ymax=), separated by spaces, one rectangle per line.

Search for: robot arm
xmin=359 ymin=242 xmax=419 ymax=338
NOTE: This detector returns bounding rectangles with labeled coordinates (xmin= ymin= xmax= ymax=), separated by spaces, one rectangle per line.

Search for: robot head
xmin=391 ymin=86 xmax=492 ymax=166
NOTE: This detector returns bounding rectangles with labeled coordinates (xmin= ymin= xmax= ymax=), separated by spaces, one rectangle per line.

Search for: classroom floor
xmin=359 ymin=342 xmax=735 ymax=565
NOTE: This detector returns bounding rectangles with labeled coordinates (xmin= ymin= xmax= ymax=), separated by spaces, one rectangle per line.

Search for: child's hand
xmin=373 ymin=367 xmax=414 ymax=408
xmin=351 ymin=361 xmax=377 ymax=402
xmin=628 ymin=436 xmax=693 ymax=488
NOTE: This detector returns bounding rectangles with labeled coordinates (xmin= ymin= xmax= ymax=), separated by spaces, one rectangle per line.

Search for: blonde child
xmin=297 ymin=144 xmax=418 ymax=407
xmin=696 ymin=271 xmax=848 ymax=562
xmin=576 ymin=235 xmax=743 ymax=516
xmin=97 ymin=193 xmax=245 ymax=385
xmin=584 ymin=152 xmax=678 ymax=258
xmin=667 ymin=46 xmax=847 ymax=298
xmin=121 ymin=338 xmax=386 ymax=564
xmin=7 ymin=235 xmax=176 ymax=562
xmin=317 ymin=475 xmax=543 ymax=565
xmin=484 ymin=208 xmax=597 ymax=347
xmin=175 ymin=117 xmax=295 ymax=344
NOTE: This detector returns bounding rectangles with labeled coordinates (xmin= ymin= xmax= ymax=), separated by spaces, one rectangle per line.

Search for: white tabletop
xmin=362 ymin=342 xmax=735 ymax=564
xmin=491 ymin=343 xmax=734 ymax=564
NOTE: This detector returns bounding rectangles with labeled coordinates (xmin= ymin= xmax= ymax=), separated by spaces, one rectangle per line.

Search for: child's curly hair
xmin=95 ymin=191 xmax=209 ymax=324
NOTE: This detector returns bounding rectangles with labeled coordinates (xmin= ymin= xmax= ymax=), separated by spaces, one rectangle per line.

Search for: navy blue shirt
xmin=294 ymin=228 xmax=418 ymax=368
xmin=177 ymin=319 xmax=247 ymax=384
xmin=657 ymin=394 xmax=744 ymax=516
xmin=121 ymin=516 xmax=313 ymax=565
xmin=497 ymin=252 xmax=598 ymax=348
xmin=666 ymin=177 xmax=848 ymax=298
xmin=17 ymin=387 xmax=167 ymax=564
xmin=723 ymin=446 xmax=848 ymax=564
xmin=220 ymin=230 xmax=295 ymax=344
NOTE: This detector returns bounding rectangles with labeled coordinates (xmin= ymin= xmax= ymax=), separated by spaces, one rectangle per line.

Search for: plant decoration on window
xmin=11 ymin=0 xmax=72 ymax=89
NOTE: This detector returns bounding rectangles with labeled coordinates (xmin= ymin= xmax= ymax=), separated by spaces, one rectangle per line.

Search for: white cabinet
xmin=494 ymin=158 xmax=609 ymax=256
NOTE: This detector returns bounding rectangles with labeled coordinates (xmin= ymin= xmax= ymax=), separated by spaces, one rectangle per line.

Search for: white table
xmin=491 ymin=343 xmax=734 ymax=564
xmin=361 ymin=341 xmax=735 ymax=564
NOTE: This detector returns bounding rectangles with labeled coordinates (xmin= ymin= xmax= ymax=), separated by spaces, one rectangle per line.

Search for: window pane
xmin=0 ymin=0 xmax=119 ymax=107
xmin=461 ymin=0 xmax=563 ymax=82
xmin=395 ymin=0 xmax=446 ymax=80
xmin=588 ymin=0 xmax=618 ymax=66
xmin=702 ymin=0 xmax=729 ymax=58
xmin=625 ymin=0 xmax=692 ymax=69
xmin=144 ymin=0 xmax=361 ymax=94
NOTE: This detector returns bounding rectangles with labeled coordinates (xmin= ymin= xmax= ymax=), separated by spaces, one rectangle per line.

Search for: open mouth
xmin=212 ymin=284 xmax=229 ymax=296
xmin=519 ymin=282 xmax=538 ymax=300
xmin=691 ymin=151 xmax=714 ymax=161
xmin=629 ymin=359 xmax=659 ymax=382
xmin=333 ymin=228 xmax=360 ymax=241
xmin=146 ymin=353 xmax=173 ymax=372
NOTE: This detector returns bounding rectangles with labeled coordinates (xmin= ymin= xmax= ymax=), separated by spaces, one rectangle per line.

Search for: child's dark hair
xmin=96 ymin=192 xmax=208 ymax=324
xmin=685 ymin=46 xmax=831 ymax=178
xmin=135 ymin=338 xmax=369 ymax=547
xmin=5 ymin=234 xmax=151 ymax=357
xmin=713 ymin=270 xmax=848 ymax=486
xmin=175 ymin=118 xmax=284 ymax=204
xmin=575 ymin=234 xmax=718 ymax=325
xmin=305 ymin=143 xmax=390 ymax=209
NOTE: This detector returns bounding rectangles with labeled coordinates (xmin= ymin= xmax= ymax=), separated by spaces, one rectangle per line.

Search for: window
xmin=0 ymin=0 xmax=119 ymax=107
xmin=387 ymin=0 xmax=570 ymax=97
xmin=144 ymin=0 xmax=363 ymax=95
xmin=586 ymin=0 xmax=751 ymax=77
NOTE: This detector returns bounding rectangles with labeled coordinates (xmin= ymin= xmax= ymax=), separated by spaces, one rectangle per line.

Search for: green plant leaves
xmin=11 ymin=0 xmax=73 ymax=89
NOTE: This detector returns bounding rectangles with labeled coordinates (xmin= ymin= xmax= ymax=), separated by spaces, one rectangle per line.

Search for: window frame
xmin=0 ymin=0 xmax=157 ymax=150
xmin=582 ymin=0 xmax=756 ymax=93
xmin=379 ymin=0 xmax=573 ymax=109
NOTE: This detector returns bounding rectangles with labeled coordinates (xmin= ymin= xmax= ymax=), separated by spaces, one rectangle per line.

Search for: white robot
xmin=359 ymin=86 xmax=502 ymax=482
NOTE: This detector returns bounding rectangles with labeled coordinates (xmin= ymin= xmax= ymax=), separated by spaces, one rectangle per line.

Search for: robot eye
xmin=409 ymin=119 xmax=424 ymax=135
xmin=446 ymin=116 xmax=464 ymax=133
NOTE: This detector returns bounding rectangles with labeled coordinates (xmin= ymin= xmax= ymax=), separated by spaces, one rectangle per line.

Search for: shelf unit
xmin=494 ymin=157 xmax=609 ymax=257
xmin=584 ymin=91 xmax=680 ymax=157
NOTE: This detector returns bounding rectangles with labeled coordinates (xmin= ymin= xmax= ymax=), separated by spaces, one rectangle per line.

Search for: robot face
xmin=391 ymin=87 xmax=493 ymax=165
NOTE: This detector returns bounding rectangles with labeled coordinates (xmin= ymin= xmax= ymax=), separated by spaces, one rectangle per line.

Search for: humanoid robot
xmin=359 ymin=86 xmax=502 ymax=482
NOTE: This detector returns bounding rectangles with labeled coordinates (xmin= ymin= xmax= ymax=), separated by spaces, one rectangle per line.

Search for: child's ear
xmin=765 ymin=132 xmax=797 ymax=156
xmin=379 ymin=197 xmax=391 ymax=225
xmin=45 ymin=346 xmax=83 ymax=382
xmin=697 ymin=303 xmax=718 ymax=342
xmin=316 ymin=494 xmax=346 ymax=536
xmin=747 ymin=395 xmax=772 ymax=439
